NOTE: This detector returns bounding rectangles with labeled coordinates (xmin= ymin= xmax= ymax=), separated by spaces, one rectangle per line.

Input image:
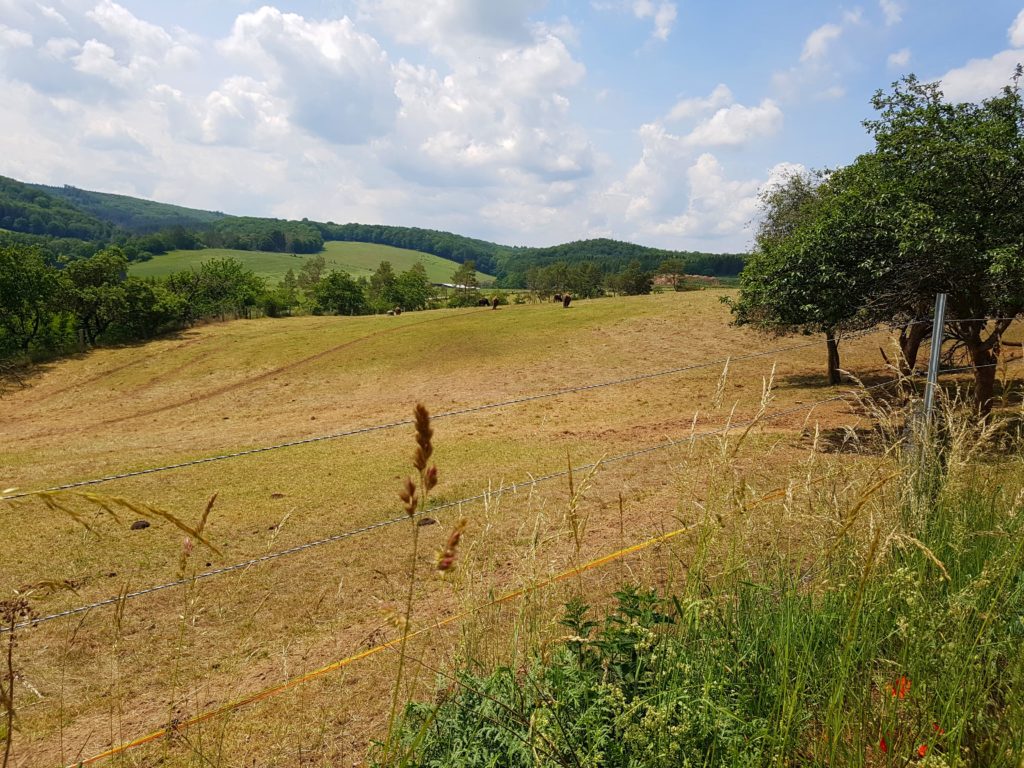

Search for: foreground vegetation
xmin=386 ymin=407 xmax=1024 ymax=767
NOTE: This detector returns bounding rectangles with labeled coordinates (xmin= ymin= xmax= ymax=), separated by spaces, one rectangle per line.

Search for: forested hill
xmin=315 ymin=225 xmax=746 ymax=281
xmin=496 ymin=238 xmax=746 ymax=285
xmin=0 ymin=174 xmax=746 ymax=281
xmin=31 ymin=183 xmax=229 ymax=233
xmin=0 ymin=175 xmax=114 ymax=240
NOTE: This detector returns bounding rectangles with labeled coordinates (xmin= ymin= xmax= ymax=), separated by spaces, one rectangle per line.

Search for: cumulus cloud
xmin=358 ymin=0 xmax=543 ymax=48
xmin=200 ymin=76 xmax=289 ymax=145
xmin=681 ymin=99 xmax=783 ymax=147
xmin=936 ymin=10 xmax=1024 ymax=102
xmin=631 ymin=0 xmax=677 ymax=41
xmin=879 ymin=0 xmax=903 ymax=26
xmin=386 ymin=31 xmax=592 ymax=185
xmin=357 ymin=0 xmax=596 ymax=190
xmin=0 ymin=1 xmax=197 ymax=98
xmin=645 ymin=155 xmax=806 ymax=243
xmin=597 ymin=85 xmax=794 ymax=248
xmin=666 ymin=83 xmax=732 ymax=122
xmin=938 ymin=50 xmax=1023 ymax=102
xmin=590 ymin=0 xmax=677 ymax=41
xmin=800 ymin=23 xmax=842 ymax=62
xmin=0 ymin=24 xmax=33 ymax=48
xmin=888 ymin=48 xmax=911 ymax=68
xmin=220 ymin=7 xmax=398 ymax=145
xmin=1010 ymin=9 xmax=1024 ymax=48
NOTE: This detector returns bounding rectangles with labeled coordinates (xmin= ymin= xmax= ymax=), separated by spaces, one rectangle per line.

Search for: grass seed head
xmin=413 ymin=404 xmax=434 ymax=471
xmin=437 ymin=518 xmax=467 ymax=572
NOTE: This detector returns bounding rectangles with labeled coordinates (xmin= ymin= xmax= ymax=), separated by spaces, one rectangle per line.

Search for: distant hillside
xmin=130 ymin=242 xmax=495 ymax=284
xmin=31 ymin=183 xmax=228 ymax=234
xmin=0 ymin=175 xmax=114 ymax=240
xmin=317 ymin=222 xmax=508 ymax=276
xmin=496 ymin=238 xmax=746 ymax=284
xmin=0 ymin=174 xmax=746 ymax=282
xmin=314 ymin=224 xmax=746 ymax=283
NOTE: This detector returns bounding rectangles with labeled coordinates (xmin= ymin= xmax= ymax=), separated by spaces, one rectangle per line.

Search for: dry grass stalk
xmin=383 ymin=403 xmax=440 ymax=765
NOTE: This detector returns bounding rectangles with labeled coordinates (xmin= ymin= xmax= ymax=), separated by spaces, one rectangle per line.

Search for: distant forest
xmin=0 ymin=174 xmax=747 ymax=285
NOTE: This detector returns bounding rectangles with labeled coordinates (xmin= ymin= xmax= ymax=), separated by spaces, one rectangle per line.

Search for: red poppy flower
xmin=917 ymin=744 xmax=928 ymax=758
xmin=932 ymin=722 xmax=945 ymax=735
xmin=879 ymin=737 xmax=888 ymax=753
xmin=891 ymin=675 xmax=911 ymax=699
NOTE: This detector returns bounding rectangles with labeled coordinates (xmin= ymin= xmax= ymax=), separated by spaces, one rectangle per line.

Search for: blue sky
xmin=1 ymin=1 xmax=1022 ymax=252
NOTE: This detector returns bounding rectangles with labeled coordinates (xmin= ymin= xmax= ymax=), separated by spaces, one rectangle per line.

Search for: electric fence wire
xmin=2 ymin=369 xmax=922 ymax=633
xmin=4 ymin=323 xmax=1020 ymax=633
xmin=1 ymin=322 xmax=923 ymax=502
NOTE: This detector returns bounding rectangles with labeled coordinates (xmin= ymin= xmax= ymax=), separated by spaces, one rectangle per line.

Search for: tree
xmin=0 ymin=245 xmax=61 ymax=354
xmin=451 ymin=260 xmax=479 ymax=294
xmin=62 ymin=247 xmax=130 ymax=345
xmin=395 ymin=263 xmax=432 ymax=311
xmin=730 ymin=168 xmax=886 ymax=385
xmin=314 ymin=271 xmax=368 ymax=315
xmin=193 ymin=257 xmax=265 ymax=319
xmin=610 ymin=259 xmax=653 ymax=296
xmin=732 ymin=70 xmax=1024 ymax=404
xmin=449 ymin=260 xmax=480 ymax=306
xmin=861 ymin=71 xmax=1024 ymax=410
xmin=297 ymin=254 xmax=327 ymax=293
xmin=368 ymin=261 xmax=400 ymax=312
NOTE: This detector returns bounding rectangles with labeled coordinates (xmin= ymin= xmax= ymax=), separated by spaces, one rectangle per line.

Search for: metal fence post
xmin=923 ymin=293 xmax=948 ymax=428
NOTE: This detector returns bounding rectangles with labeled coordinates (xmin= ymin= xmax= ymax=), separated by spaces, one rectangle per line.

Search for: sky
xmin=1 ymin=1 xmax=1022 ymax=252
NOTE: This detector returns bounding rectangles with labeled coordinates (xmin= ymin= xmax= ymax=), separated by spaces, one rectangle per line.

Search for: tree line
xmin=731 ymin=69 xmax=1024 ymax=411
xmin=0 ymin=246 xmax=474 ymax=362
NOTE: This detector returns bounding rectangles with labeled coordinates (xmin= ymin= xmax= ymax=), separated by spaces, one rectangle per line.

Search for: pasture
xmin=128 ymin=241 xmax=496 ymax=285
xmin=1 ymin=291 xmax=1020 ymax=767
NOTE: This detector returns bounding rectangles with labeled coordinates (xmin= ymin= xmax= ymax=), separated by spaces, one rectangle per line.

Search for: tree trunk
xmin=954 ymin=318 xmax=1012 ymax=416
xmin=964 ymin=336 xmax=999 ymax=416
xmin=898 ymin=322 xmax=931 ymax=375
xmin=826 ymin=329 xmax=841 ymax=385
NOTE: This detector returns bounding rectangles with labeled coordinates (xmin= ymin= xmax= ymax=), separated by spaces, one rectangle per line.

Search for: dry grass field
xmin=1 ymin=291 xmax=1019 ymax=767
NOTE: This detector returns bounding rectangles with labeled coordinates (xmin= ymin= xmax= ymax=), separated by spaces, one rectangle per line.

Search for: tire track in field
xmin=88 ymin=308 xmax=486 ymax=429
xmin=29 ymin=335 xmax=208 ymax=403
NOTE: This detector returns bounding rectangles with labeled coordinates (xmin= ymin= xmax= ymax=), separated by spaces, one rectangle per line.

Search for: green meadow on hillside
xmin=128 ymin=240 xmax=495 ymax=284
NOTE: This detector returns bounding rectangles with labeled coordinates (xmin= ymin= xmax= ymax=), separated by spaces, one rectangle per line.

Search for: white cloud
xmin=220 ymin=7 xmax=398 ymax=144
xmin=887 ymin=48 xmax=911 ymax=68
xmin=938 ymin=50 xmax=1023 ymax=102
xmin=37 ymin=5 xmax=69 ymax=27
xmin=590 ymin=0 xmax=677 ymax=41
xmin=800 ymin=23 xmax=842 ymax=62
xmin=1010 ymin=9 xmax=1024 ymax=48
xmin=666 ymin=83 xmax=732 ymax=122
xmin=879 ymin=0 xmax=903 ymax=26
xmin=937 ymin=10 xmax=1024 ymax=101
xmin=631 ymin=0 xmax=677 ymax=41
xmin=0 ymin=1 xmax=196 ymax=97
xmin=200 ymin=76 xmax=289 ymax=145
xmin=0 ymin=24 xmax=33 ymax=48
xmin=682 ymin=99 xmax=783 ymax=147
xmin=358 ymin=0 xmax=543 ymax=48
xmin=650 ymin=155 xmax=806 ymax=242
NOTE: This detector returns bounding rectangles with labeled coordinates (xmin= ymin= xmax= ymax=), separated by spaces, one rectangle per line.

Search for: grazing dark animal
xmin=130 ymin=520 xmax=150 ymax=530
xmin=394 ymin=307 xmax=403 ymax=315
xmin=553 ymin=293 xmax=562 ymax=302
xmin=562 ymin=293 xmax=572 ymax=308
xmin=478 ymin=298 xmax=490 ymax=307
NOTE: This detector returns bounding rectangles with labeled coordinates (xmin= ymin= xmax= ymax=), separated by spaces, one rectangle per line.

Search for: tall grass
xmin=384 ymin=400 xmax=1024 ymax=767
